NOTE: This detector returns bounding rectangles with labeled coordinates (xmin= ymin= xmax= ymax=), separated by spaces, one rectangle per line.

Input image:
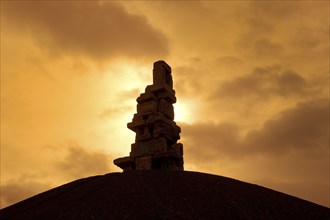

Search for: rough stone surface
xmin=137 ymin=99 xmax=158 ymax=115
xmin=1 ymin=171 xmax=329 ymax=220
xmin=159 ymin=98 xmax=174 ymax=119
xmin=114 ymin=60 xmax=183 ymax=171
xmin=153 ymin=60 xmax=172 ymax=87
xmin=130 ymin=138 xmax=167 ymax=158
xmin=135 ymin=156 xmax=152 ymax=170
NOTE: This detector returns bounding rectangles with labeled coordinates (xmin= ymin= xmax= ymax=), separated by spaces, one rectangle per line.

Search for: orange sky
xmin=1 ymin=1 xmax=329 ymax=208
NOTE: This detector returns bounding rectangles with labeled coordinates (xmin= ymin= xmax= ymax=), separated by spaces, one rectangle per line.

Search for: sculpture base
xmin=114 ymin=150 xmax=183 ymax=172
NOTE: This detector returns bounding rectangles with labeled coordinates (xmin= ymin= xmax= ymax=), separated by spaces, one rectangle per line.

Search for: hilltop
xmin=0 ymin=171 xmax=329 ymax=219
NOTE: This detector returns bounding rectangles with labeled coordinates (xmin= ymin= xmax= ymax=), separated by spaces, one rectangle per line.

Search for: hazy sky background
xmin=1 ymin=1 xmax=329 ymax=208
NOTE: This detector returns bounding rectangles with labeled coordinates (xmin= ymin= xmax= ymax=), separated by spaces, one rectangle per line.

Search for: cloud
xmin=174 ymin=64 xmax=207 ymax=99
xmin=0 ymin=142 xmax=113 ymax=208
xmin=99 ymin=106 xmax=132 ymax=119
xmin=57 ymin=142 xmax=111 ymax=179
xmin=181 ymin=99 xmax=329 ymax=206
xmin=0 ymin=177 xmax=51 ymax=208
xmin=216 ymin=56 xmax=243 ymax=67
xmin=2 ymin=1 xmax=168 ymax=61
xmin=252 ymin=38 xmax=283 ymax=57
xmin=258 ymin=178 xmax=330 ymax=208
xmin=99 ymin=89 xmax=139 ymax=119
xmin=234 ymin=1 xmax=328 ymax=66
xmin=181 ymin=122 xmax=242 ymax=163
xmin=217 ymin=66 xmax=312 ymax=100
xmin=182 ymin=99 xmax=329 ymax=161
xmin=246 ymin=99 xmax=329 ymax=154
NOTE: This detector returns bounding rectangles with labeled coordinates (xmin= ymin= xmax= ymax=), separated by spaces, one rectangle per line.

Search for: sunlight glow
xmin=174 ymin=99 xmax=195 ymax=123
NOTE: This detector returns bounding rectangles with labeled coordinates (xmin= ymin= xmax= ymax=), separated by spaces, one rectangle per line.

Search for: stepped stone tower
xmin=114 ymin=61 xmax=184 ymax=171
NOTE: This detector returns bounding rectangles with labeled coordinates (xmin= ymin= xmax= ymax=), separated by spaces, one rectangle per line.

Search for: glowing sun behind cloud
xmin=174 ymin=99 xmax=196 ymax=123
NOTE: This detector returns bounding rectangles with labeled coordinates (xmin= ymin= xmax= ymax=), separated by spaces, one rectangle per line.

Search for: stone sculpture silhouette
xmin=114 ymin=61 xmax=184 ymax=171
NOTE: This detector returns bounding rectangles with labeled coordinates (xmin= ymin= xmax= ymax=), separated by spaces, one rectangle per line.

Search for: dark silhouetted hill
xmin=0 ymin=171 xmax=329 ymax=219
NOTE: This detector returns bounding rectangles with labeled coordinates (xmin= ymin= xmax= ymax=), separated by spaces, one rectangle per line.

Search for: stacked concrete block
xmin=114 ymin=60 xmax=184 ymax=171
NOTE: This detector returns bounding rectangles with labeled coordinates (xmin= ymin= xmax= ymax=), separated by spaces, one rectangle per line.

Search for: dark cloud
xmin=292 ymin=28 xmax=322 ymax=51
xmin=252 ymin=38 xmax=283 ymax=57
xmin=243 ymin=16 xmax=274 ymax=35
xmin=217 ymin=66 xmax=311 ymax=100
xmin=234 ymin=1 xmax=328 ymax=64
xmin=0 ymin=143 xmax=112 ymax=208
xmin=1 ymin=177 xmax=51 ymax=208
xmin=246 ymin=99 xmax=329 ymax=154
xmin=58 ymin=143 xmax=111 ymax=179
xmin=2 ymin=1 xmax=168 ymax=60
xmin=254 ymin=1 xmax=328 ymax=24
xmin=182 ymin=99 xmax=329 ymax=161
xmin=181 ymin=99 xmax=329 ymax=206
xmin=248 ymin=1 xmax=303 ymax=20
xmin=288 ymin=27 xmax=329 ymax=67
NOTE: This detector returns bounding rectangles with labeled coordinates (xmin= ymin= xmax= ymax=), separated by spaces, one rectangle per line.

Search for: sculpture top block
xmin=114 ymin=60 xmax=184 ymax=171
xmin=153 ymin=60 xmax=173 ymax=88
